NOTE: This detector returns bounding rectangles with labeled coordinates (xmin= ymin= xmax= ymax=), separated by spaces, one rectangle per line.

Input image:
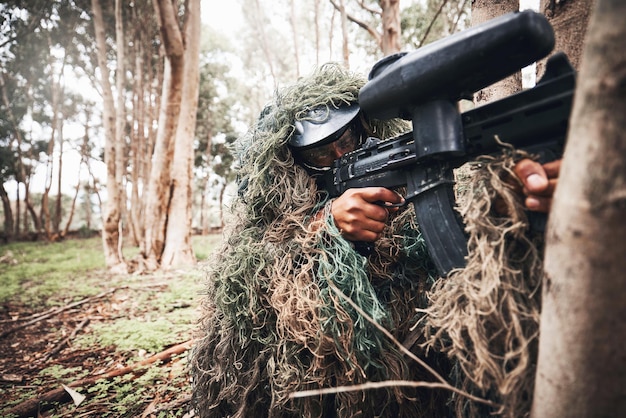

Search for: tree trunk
xmin=472 ymin=0 xmax=522 ymax=104
xmin=531 ymin=1 xmax=626 ymax=416
xmin=14 ymin=181 xmax=20 ymax=237
xmin=0 ymin=72 xmax=41 ymax=238
xmin=41 ymin=42 xmax=65 ymax=240
xmin=0 ymin=183 xmax=13 ymax=240
xmin=250 ymin=0 xmax=277 ymax=87
xmin=91 ymin=0 xmax=126 ymax=273
xmin=129 ymin=27 xmax=145 ymax=248
xmin=539 ymin=0 xmax=595 ymax=73
xmin=218 ymin=182 xmax=226 ymax=230
xmin=161 ymin=0 xmax=200 ymax=268
xmin=379 ymin=0 xmax=401 ymax=55
xmin=314 ymin=0 xmax=321 ymax=66
xmin=23 ymin=183 xmax=40 ymax=237
xmin=114 ymin=0 xmax=127 ymax=249
xmin=338 ymin=0 xmax=350 ymax=68
xmin=142 ymin=0 xmax=186 ymax=270
xmin=54 ymin=122 xmax=64 ymax=234
xmin=62 ymin=177 xmax=80 ymax=238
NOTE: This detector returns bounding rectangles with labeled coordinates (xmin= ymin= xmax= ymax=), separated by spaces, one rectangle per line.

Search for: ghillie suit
xmin=423 ymin=150 xmax=545 ymax=418
xmin=191 ymin=63 xmax=546 ymax=418
xmin=190 ymin=63 xmax=449 ymax=418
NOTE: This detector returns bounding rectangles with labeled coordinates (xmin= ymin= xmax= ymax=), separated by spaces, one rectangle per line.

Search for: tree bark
xmin=91 ymin=0 xmax=126 ymax=273
xmin=62 ymin=165 xmax=81 ymax=238
xmin=161 ymin=0 xmax=201 ymax=268
xmin=54 ymin=121 xmax=64 ymax=235
xmin=531 ymin=1 xmax=626 ymax=416
xmin=129 ymin=10 xmax=146 ymax=248
xmin=0 ymin=183 xmax=13 ymax=240
xmin=539 ymin=0 xmax=595 ymax=73
xmin=379 ymin=0 xmax=401 ymax=55
xmin=314 ymin=0 xmax=321 ymax=66
xmin=113 ymin=0 xmax=127 ymax=252
xmin=142 ymin=0 xmax=186 ymax=269
xmin=472 ymin=0 xmax=522 ymax=104
xmin=338 ymin=0 xmax=350 ymax=67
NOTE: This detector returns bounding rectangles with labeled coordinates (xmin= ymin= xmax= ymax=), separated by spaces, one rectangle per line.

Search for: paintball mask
xmin=289 ymin=104 xmax=362 ymax=173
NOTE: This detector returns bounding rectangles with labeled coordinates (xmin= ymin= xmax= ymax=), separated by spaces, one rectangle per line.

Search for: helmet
xmin=289 ymin=103 xmax=360 ymax=149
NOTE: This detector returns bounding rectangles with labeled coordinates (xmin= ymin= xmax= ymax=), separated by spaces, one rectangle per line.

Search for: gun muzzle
xmin=359 ymin=10 xmax=555 ymax=121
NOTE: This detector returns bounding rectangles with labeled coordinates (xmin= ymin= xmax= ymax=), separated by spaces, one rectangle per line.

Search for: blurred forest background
xmin=0 ymin=0 xmax=590 ymax=273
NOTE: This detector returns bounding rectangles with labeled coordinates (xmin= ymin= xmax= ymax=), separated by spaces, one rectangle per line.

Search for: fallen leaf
xmin=62 ymin=384 xmax=86 ymax=406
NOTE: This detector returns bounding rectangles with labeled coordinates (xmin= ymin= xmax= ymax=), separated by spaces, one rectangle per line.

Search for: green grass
xmin=74 ymin=270 xmax=207 ymax=353
xmin=0 ymin=238 xmax=106 ymax=306
xmin=0 ymin=234 xmax=222 ymax=307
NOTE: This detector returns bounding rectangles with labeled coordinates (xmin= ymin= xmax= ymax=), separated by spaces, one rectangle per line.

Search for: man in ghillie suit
xmin=190 ymin=63 xmax=559 ymax=417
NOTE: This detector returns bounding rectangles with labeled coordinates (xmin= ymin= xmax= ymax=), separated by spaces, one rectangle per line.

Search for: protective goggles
xmin=296 ymin=122 xmax=361 ymax=169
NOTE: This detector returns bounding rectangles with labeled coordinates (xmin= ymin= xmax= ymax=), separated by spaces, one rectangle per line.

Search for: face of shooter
xmin=289 ymin=104 xmax=362 ymax=173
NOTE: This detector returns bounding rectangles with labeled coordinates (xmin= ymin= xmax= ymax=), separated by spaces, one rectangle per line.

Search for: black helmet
xmin=289 ymin=103 xmax=360 ymax=150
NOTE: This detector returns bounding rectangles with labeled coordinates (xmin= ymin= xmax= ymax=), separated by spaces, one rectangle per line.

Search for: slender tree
xmin=379 ymin=0 xmax=401 ymax=54
xmin=329 ymin=0 xmax=402 ymax=56
xmin=288 ymin=0 xmax=302 ymax=77
xmin=531 ymin=0 xmax=626 ymax=416
xmin=91 ymin=0 xmax=127 ymax=272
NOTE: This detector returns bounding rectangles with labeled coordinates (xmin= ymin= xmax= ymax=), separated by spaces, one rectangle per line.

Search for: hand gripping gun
xmin=319 ymin=10 xmax=576 ymax=276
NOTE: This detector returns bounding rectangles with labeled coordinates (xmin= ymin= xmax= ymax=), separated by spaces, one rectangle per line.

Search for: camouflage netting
xmin=190 ymin=63 xmax=545 ymax=418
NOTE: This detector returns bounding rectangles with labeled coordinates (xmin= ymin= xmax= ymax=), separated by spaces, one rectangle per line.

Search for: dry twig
xmin=5 ymin=339 xmax=194 ymax=418
xmin=42 ymin=318 xmax=91 ymax=361
xmin=0 ymin=287 xmax=126 ymax=339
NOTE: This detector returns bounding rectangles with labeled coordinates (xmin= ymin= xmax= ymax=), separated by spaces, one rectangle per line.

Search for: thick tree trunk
xmin=531 ymin=1 xmax=626 ymax=416
xmin=161 ymin=0 xmax=201 ymax=268
xmin=539 ymin=0 xmax=595 ymax=71
xmin=142 ymin=0 xmax=185 ymax=269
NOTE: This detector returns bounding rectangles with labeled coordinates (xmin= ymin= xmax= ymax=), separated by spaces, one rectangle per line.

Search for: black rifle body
xmin=319 ymin=11 xmax=576 ymax=276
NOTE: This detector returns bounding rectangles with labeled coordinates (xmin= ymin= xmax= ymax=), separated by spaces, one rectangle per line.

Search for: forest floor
xmin=0 ymin=234 xmax=222 ymax=418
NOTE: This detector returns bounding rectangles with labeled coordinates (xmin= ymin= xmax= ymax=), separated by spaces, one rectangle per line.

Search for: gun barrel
xmin=359 ymin=10 xmax=555 ymax=120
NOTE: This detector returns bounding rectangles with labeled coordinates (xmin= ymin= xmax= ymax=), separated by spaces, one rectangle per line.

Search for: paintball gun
xmin=319 ymin=10 xmax=576 ymax=277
